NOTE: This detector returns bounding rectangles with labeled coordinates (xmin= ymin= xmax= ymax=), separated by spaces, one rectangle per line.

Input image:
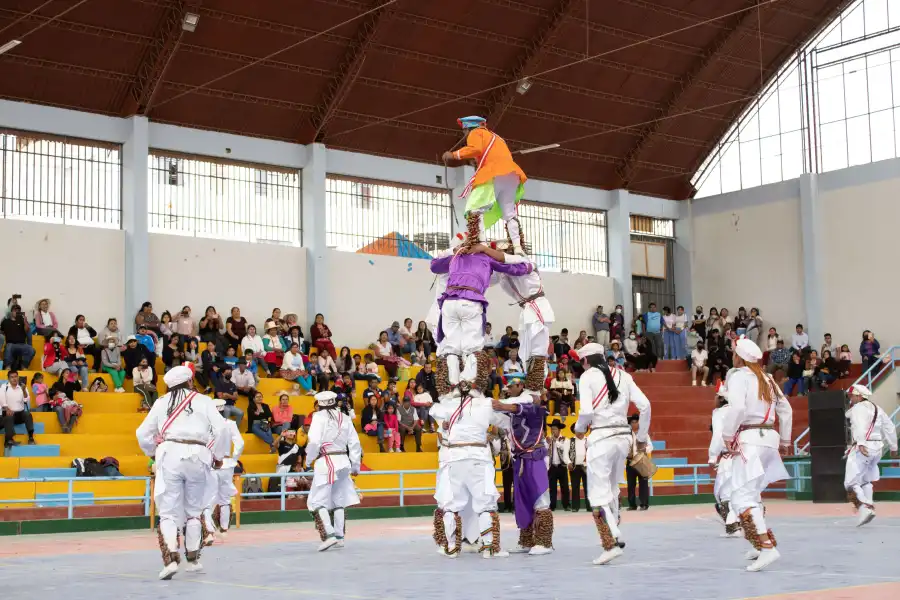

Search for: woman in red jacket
xmin=42 ymin=333 xmax=69 ymax=376
xmin=310 ymin=313 xmax=336 ymax=359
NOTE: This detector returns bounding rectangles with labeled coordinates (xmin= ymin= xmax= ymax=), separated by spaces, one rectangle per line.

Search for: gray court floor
xmin=0 ymin=509 xmax=898 ymax=600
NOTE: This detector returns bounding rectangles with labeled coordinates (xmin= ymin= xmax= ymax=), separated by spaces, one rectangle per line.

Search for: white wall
xmin=819 ymin=158 xmax=900 ymax=352
xmin=323 ymin=248 xmax=614 ymax=349
xmin=691 ymin=180 xmax=805 ymax=340
xmin=0 ymin=220 xmax=125 ymax=329
xmin=148 ymin=235 xmax=307 ymax=331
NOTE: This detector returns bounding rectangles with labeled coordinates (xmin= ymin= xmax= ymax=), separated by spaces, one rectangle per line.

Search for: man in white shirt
xmin=626 ymin=414 xmax=653 ymax=511
xmin=565 ymin=423 xmax=589 ymax=512
xmin=203 ymin=399 xmax=245 ymax=541
xmin=502 ymin=348 xmax=525 ymax=375
xmin=0 ymin=370 xmax=36 ymax=448
xmin=690 ymin=342 xmax=709 ymax=386
xmin=547 ymin=419 xmax=570 ymax=511
xmin=483 ymin=322 xmax=496 ymax=349
xmin=820 ymin=333 xmax=837 ymax=358
xmin=844 ymin=384 xmax=898 ymax=526
xmin=791 ymin=324 xmax=809 ymax=354
xmin=231 ymin=360 xmax=255 ymax=399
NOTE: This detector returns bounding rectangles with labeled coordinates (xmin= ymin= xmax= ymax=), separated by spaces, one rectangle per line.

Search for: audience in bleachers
xmin=1 ymin=305 xmax=34 ymax=370
xmin=33 ymin=299 xmax=59 ymax=337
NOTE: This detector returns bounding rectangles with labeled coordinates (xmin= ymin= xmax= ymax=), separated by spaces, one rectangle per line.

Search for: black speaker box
xmin=807 ymin=390 xmax=848 ymax=503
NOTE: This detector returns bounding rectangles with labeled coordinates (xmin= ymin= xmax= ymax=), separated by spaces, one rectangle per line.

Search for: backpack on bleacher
xmin=72 ymin=458 xmax=105 ymax=477
xmin=100 ymin=456 xmax=122 ymax=477
xmin=242 ymin=476 xmax=262 ymax=496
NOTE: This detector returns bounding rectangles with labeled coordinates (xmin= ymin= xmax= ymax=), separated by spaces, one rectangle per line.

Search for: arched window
xmin=693 ymin=0 xmax=900 ymax=197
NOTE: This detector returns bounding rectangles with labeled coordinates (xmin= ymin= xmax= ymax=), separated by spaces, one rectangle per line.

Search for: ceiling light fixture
xmin=182 ymin=13 xmax=200 ymax=32
xmin=0 ymin=40 xmax=22 ymax=55
xmin=516 ymin=78 xmax=532 ymax=95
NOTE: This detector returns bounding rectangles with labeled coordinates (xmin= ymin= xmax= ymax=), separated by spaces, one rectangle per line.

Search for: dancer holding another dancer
xmin=305 ymin=390 xmax=363 ymax=552
xmin=492 ymin=377 xmax=554 ymax=556
xmin=844 ymin=384 xmax=898 ymax=526
xmin=136 ymin=365 xmax=229 ymax=580
xmin=574 ymin=343 xmax=651 ymax=565
xmin=721 ymin=338 xmax=792 ymax=572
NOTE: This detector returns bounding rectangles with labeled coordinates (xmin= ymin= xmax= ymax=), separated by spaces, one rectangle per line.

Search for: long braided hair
xmin=585 ymin=354 xmax=620 ymax=403
xmin=166 ymin=381 xmax=194 ymax=416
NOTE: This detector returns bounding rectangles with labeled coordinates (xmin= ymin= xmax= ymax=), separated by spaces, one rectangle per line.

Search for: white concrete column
xmin=302 ymin=143 xmax=328 ymax=327
xmin=607 ymin=189 xmax=633 ymax=329
xmin=449 ymin=165 xmax=474 ymax=237
xmin=799 ymin=173 xmax=824 ymax=344
xmin=122 ymin=116 xmax=149 ymax=334
xmin=674 ymin=200 xmax=694 ymax=315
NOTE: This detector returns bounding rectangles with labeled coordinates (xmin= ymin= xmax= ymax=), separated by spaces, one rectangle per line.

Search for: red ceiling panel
xmin=0 ymin=0 xmax=846 ymax=197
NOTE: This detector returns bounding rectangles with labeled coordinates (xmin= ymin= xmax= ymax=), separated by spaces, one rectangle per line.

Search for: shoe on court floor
xmin=318 ymin=537 xmax=339 ymax=552
xmin=461 ymin=542 xmax=480 ymax=554
xmin=158 ymin=562 xmax=179 ymax=580
xmin=747 ymin=548 xmax=780 ymax=572
xmin=857 ymin=506 xmax=876 ymax=527
xmin=509 ymin=545 xmax=531 ymax=554
xmin=528 ymin=545 xmax=553 ymax=556
xmin=185 ymin=561 xmax=203 ymax=573
xmin=592 ymin=547 xmax=624 ymax=565
xmin=482 ymin=549 xmax=510 ymax=559
xmin=745 ymin=549 xmax=761 ymax=560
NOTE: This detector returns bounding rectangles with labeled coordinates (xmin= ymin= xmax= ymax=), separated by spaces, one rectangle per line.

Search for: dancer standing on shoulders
xmin=442 ymin=116 xmax=527 ymax=255
xmin=721 ymin=338 xmax=792 ymax=572
xmin=136 ymin=365 xmax=229 ymax=580
xmin=492 ymin=378 xmax=554 ymax=556
xmin=709 ymin=375 xmax=740 ymax=537
xmin=844 ymin=384 xmax=898 ymax=526
xmin=202 ymin=398 xmax=244 ymax=544
xmin=574 ymin=343 xmax=651 ymax=566
xmin=305 ymin=390 xmax=363 ymax=552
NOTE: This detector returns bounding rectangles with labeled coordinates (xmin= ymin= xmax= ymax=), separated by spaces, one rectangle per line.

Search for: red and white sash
xmin=459 ymin=134 xmax=497 ymax=199
xmin=155 ymin=391 xmax=199 ymax=445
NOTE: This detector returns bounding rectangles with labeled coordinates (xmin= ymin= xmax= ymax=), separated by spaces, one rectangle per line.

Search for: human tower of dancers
xmin=135 ymin=115 xmax=898 ymax=580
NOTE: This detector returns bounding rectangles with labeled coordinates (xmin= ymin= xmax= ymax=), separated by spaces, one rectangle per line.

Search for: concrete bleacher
xmin=5 ymin=340 xmax=864 ymax=511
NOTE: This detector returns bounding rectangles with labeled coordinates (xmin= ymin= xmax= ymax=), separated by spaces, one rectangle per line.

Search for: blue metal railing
xmin=3 ymin=460 xmax=899 ymax=521
xmin=793 ymin=345 xmax=900 ymax=454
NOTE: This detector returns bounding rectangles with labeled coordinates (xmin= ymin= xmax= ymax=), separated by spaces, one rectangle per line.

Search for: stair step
xmin=13 ymin=423 xmax=45 ymax=435
xmin=5 ymin=444 xmax=61 ymax=458
xmin=18 ymin=467 xmax=77 ymax=478
xmin=654 ymin=457 xmax=688 ymax=466
xmin=34 ymin=492 xmax=94 ymax=507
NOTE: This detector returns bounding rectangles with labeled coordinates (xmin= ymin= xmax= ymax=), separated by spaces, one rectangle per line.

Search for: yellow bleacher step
xmin=75 ymin=392 xmax=143 ymax=413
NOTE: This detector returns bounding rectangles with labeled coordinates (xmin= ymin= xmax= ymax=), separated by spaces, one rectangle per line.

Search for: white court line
xmin=642 ymin=563 xmax=900 ymax=582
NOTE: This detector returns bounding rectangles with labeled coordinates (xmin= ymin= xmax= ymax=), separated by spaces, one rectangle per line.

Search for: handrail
xmin=793 ymin=345 xmax=900 ymax=454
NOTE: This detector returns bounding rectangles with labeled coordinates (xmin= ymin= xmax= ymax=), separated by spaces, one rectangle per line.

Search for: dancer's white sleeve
xmin=709 ymin=409 xmax=726 ymax=463
xmin=229 ymin=420 xmax=245 ymax=461
xmin=627 ymin=377 xmax=651 ymax=444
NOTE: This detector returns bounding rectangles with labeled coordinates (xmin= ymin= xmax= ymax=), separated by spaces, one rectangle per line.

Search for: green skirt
xmin=464 ymin=180 xmax=525 ymax=231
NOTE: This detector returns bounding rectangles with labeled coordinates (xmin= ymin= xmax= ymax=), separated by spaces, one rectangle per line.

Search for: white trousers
xmin=438 ymin=300 xmax=485 ymax=357
xmin=308 ymin=466 xmax=360 ymax=512
xmin=439 ymin=459 xmax=500 ymax=550
xmin=157 ymin=456 xmax=211 ymax=554
xmin=586 ymin=436 xmax=629 ymax=541
xmin=472 ymin=173 xmax=520 ymax=242
xmin=203 ymin=467 xmax=236 ymax=532
xmin=845 ymin=447 xmax=881 ymax=506
xmin=519 ymin=317 xmax=550 ymax=362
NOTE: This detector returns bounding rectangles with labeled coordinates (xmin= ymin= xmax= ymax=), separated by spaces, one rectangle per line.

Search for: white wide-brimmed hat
xmin=577 ymin=343 xmax=605 ymax=360
xmin=163 ymin=365 xmax=194 ymax=388
xmin=735 ymin=338 xmax=763 ymax=363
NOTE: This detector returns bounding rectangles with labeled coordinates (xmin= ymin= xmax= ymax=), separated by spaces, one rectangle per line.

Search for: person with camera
xmin=1 ymin=303 xmax=34 ymax=371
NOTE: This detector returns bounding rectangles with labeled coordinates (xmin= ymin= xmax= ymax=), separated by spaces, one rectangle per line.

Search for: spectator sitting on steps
xmin=1 ymin=305 xmax=34 ymax=371
xmin=0 ymin=370 xmax=37 ymax=449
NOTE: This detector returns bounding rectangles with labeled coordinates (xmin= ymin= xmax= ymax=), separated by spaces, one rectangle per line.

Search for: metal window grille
xmin=485 ymin=201 xmax=608 ymax=275
xmin=0 ymin=129 xmax=121 ymax=228
xmin=325 ymin=175 xmax=452 ymax=255
xmin=148 ymin=151 xmax=302 ymax=246
xmin=630 ymin=215 xmax=675 ymax=238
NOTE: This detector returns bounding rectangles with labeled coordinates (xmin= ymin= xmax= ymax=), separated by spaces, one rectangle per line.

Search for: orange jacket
xmin=453 ymin=127 xmax=527 ymax=188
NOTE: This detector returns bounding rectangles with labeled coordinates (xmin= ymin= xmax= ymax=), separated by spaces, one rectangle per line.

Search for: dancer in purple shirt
xmin=492 ymin=378 xmax=554 ymax=555
xmin=430 ymin=241 xmax=533 ymax=395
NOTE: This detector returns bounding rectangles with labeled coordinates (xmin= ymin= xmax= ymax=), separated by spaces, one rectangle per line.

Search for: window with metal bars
xmin=0 ymin=129 xmax=122 ymax=228
xmin=485 ymin=201 xmax=609 ymax=276
xmin=630 ymin=215 xmax=675 ymax=238
xmin=148 ymin=151 xmax=302 ymax=246
xmin=325 ymin=175 xmax=453 ymax=256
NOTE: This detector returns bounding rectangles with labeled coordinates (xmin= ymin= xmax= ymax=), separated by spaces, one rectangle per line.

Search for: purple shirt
xmin=430 ymin=252 xmax=533 ymax=305
xmin=510 ymin=402 xmax=548 ymax=455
